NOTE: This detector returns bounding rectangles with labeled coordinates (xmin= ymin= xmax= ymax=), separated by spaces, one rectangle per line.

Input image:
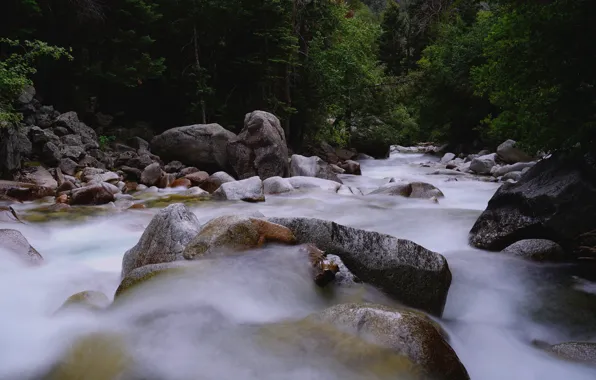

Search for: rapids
xmin=1 ymin=152 xmax=595 ymax=379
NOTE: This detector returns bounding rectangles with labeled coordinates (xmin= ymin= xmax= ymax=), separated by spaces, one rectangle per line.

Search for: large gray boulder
xmin=227 ymin=111 xmax=289 ymax=180
xmin=289 ymin=154 xmax=342 ymax=183
xmin=496 ymin=139 xmax=533 ymax=164
xmin=0 ymin=229 xmax=43 ymax=264
xmin=199 ymin=171 xmax=236 ymax=193
xmin=121 ymin=204 xmax=201 ymax=278
xmin=308 ymin=303 xmax=470 ymax=380
xmin=151 ymin=123 xmax=236 ymax=173
xmin=53 ymin=112 xmax=98 ymax=145
xmin=440 ymin=153 xmax=456 ymax=164
xmin=501 ymin=239 xmax=565 ymax=262
xmin=469 ymin=152 xmax=596 ymax=256
xmin=213 ymin=176 xmax=264 ymax=202
xmin=470 ymin=153 xmax=497 ymax=175
xmin=267 ymin=217 xmax=451 ymax=316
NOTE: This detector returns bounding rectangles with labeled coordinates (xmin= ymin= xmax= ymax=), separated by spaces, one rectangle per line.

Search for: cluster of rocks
xmin=429 ymin=139 xmax=538 ymax=183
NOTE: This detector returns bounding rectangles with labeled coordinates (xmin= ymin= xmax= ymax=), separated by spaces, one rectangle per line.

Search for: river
xmin=1 ymin=152 xmax=595 ymax=379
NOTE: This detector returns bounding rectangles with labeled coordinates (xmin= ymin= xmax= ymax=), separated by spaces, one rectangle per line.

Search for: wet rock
xmin=70 ymin=183 xmax=115 ymax=205
xmin=115 ymin=262 xmax=189 ymax=299
xmin=56 ymin=291 xmax=110 ymax=313
xmin=502 ymin=171 xmax=522 ymax=182
xmin=213 ymin=176 xmax=264 ymax=202
xmin=369 ymin=181 xmax=444 ymax=199
xmin=497 ymin=139 xmax=533 ymax=164
xmin=56 ymin=180 xmax=77 ymax=194
xmin=0 ymin=229 xmax=43 ymax=264
xmin=169 ymin=178 xmax=191 ymax=188
xmin=301 ymin=244 xmax=339 ymax=287
xmin=502 ymin=239 xmax=565 ymax=261
xmin=326 ymin=254 xmax=358 ymax=285
xmin=290 ymin=154 xmax=342 ymax=183
xmin=82 ymin=168 xmax=119 ymax=184
xmin=470 ymin=153 xmax=497 ymax=175
xmin=263 ymin=176 xmax=294 ymax=194
xmin=440 ymin=153 xmax=456 ymax=164
xmin=330 ymin=164 xmax=345 ymax=174
xmin=58 ymin=158 xmax=78 ymax=176
xmin=357 ymin=153 xmax=374 ymax=160
xmin=183 ymin=215 xmax=296 ymax=260
xmin=339 ymin=160 xmax=361 ymax=175
xmin=0 ymin=180 xmax=55 ymax=201
xmin=184 ymin=187 xmax=210 ymax=197
xmin=151 ymin=123 xmax=236 ymax=173
xmin=287 ymin=176 xmax=342 ymax=192
xmin=140 ymin=163 xmax=164 ymax=187
xmin=0 ymin=206 xmax=21 ymax=223
xmin=199 ymin=171 xmax=236 ymax=193
xmin=121 ymin=204 xmax=201 ymax=277
xmin=164 ymin=160 xmax=184 ymax=173
xmin=267 ymin=217 xmax=452 ymax=316
xmin=228 ymin=110 xmax=289 ymax=180
xmin=179 ymin=167 xmax=199 ymax=177
xmin=14 ymin=166 xmax=58 ymax=190
xmin=548 ymin=342 xmax=596 ymax=364
xmin=185 ymin=170 xmax=209 ymax=186
xmin=469 ymin=152 xmax=596 ymax=255
xmin=308 ymin=303 xmax=469 ymax=380
xmin=492 ymin=161 xmax=536 ymax=177
xmin=337 ymin=185 xmax=364 ymax=196
xmin=430 ymin=169 xmax=470 ymax=176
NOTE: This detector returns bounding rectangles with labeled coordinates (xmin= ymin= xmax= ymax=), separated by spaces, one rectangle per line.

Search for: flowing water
xmin=1 ymin=153 xmax=596 ymax=379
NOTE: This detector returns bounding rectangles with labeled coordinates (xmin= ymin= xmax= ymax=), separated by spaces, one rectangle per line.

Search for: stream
xmin=1 ymin=152 xmax=596 ymax=379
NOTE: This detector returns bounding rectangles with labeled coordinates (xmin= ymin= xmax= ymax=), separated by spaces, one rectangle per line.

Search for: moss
xmin=22 ymin=161 xmax=42 ymax=167
xmin=21 ymin=205 xmax=115 ymax=223
xmin=142 ymin=193 xmax=211 ymax=208
xmin=113 ymin=262 xmax=189 ymax=300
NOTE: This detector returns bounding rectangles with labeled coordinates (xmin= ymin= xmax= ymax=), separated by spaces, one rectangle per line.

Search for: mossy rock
xmin=55 ymin=291 xmax=110 ymax=313
xmin=141 ymin=193 xmax=211 ymax=208
xmin=44 ymin=332 xmax=130 ymax=380
xmin=21 ymin=205 xmax=115 ymax=223
xmin=114 ymin=262 xmax=191 ymax=300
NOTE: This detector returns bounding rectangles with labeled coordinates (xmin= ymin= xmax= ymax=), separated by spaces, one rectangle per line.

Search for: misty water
xmin=1 ymin=152 xmax=596 ymax=379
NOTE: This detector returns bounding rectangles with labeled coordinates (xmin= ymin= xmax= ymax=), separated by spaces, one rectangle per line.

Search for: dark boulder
xmin=469 ymin=152 xmax=596 ymax=257
xmin=227 ymin=111 xmax=289 ymax=180
xmin=0 ymin=124 xmax=32 ymax=176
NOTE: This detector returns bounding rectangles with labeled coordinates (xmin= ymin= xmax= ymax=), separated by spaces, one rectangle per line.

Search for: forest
xmin=1 ymin=0 xmax=595 ymax=155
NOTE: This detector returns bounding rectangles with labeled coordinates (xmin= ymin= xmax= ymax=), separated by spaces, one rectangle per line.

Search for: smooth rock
xmin=492 ymin=161 xmax=536 ymax=177
xmin=502 ymin=239 xmax=565 ymax=261
xmin=440 ymin=153 xmax=456 ymax=164
xmin=185 ymin=171 xmax=209 ymax=186
xmin=267 ymin=217 xmax=451 ymax=316
xmin=213 ymin=176 xmax=264 ymax=202
xmin=200 ymin=171 xmax=236 ymax=193
xmin=228 ymin=111 xmax=289 ymax=180
xmin=290 ymin=154 xmax=342 ymax=183
xmin=287 ymin=176 xmax=342 ymax=193
xmin=0 ymin=229 xmax=43 ymax=264
xmin=140 ymin=163 xmax=164 ymax=187
xmin=121 ymin=204 xmax=201 ymax=278
xmin=151 ymin=123 xmax=236 ymax=173
xmin=115 ymin=262 xmax=190 ymax=299
xmin=183 ymin=215 xmax=295 ymax=260
xmin=497 ymin=139 xmax=533 ymax=164
xmin=502 ymin=171 xmax=522 ymax=182
xmin=70 ymin=183 xmax=115 ymax=205
xmin=263 ymin=176 xmax=294 ymax=194
xmin=330 ymin=164 xmax=345 ymax=174
xmin=57 ymin=291 xmax=110 ymax=312
xmin=470 ymin=153 xmax=497 ymax=175
xmin=369 ymin=181 xmax=444 ymax=199
xmin=14 ymin=166 xmax=58 ymax=190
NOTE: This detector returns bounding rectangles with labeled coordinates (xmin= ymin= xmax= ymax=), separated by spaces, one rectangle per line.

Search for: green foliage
xmin=0 ymin=39 xmax=71 ymax=123
xmin=98 ymin=135 xmax=116 ymax=149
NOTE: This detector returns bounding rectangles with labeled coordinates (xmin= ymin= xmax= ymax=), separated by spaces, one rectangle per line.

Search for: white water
xmin=1 ymin=153 xmax=596 ymax=379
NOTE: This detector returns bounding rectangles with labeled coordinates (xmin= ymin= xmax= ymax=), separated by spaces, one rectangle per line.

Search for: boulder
xmin=469 ymin=153 xmax=596 ymax=255
xmin=164 ymin=160 xmax=184 ymax=173
xmin=59 ymin=158 xmax=78 ymax=176
xmin=0 ymin=124 xmax=32 ymax=175
xmin=14 ymin=166 xmax=58 ymax=190
xmin=126 ymin=153 xmax=155 ymax=171
xmin=369 ymin=181 xmax=444 ymax=199
xmin=120 ymin=166 xmax=142 ymax=181
xmin=70 ymin=183 xmax=115 ymax=205
xmin=115 ymin=262 xmax=190 ymax=299
xmin=121 ymin=204 xmax=200 ymax=277
xmin=502 ymin=171 xmax=522 ymax=182
xmin=56 ymin=291 xmax=110 ymax=313
xmin=185 ymin=171 xmax=209 ymax=186
xmin=41 ymin=142 xmax=63 ymax=166
xmin=263 ymin=176 xmax=294 ymax=194
xmin=469 ymin=153 xmax=497 ymax=175
xmin=183 ymin=215 xmax=296 ymax=260
xmin=287 ymin=176 xmax=342 ymax=193
xmin=337 ymin=185 xmax=364 ymax=196
xmin=151 ymin=123 xmax=236 ymax=173
xmin=339 ymin=160 xmax=361 ymax=175
xmin=29 ymin=126 xmax=60 ymax=147
xmin=330 ymin=164 xmax=345 ymax=174
xmin=213 ymin=176 xmax=264 ymax=202
xmin=290 ymin=154 xmax=342 ymax=183
xmin=179 ymin=167 xmax=199 ymax=176
xmin=0 ymin=180 xmax=55 ymax=201
xmin=267 ymin=217 xmax=451 ymax=316
xmin=82 ymin=168 xmax=119 ymax=184
xmin=199 ymin=171 xmax=236 ymax=193
xmin=56 ymin=180 xmax=77 ymax=194
xmin=140 ymin=163 xmax=164 ymax=187
xmin=17 ymin=85 xmax=36 ymax=104
xmin=228 ymin=110 xmax=289 ymax=180
xmin=496 ymin=139 xmax=533 ymax=164
xmin=0 ymin=229 xmax=43 ymax=264
xmin=169 ymin=178 xmax=191 ymax=188
xmin=440 ymin=153 xmax=456 ymax=164
xmin=492 ymin=161 xmax=536 ymax=177
xmin=308 ymin=303 xmax=470 ymax=380
xmin=548 ymin=342 xmax=596 ymax=364
xmin=53 ymin=112 xmax=98 ymax=145
xmin=501 ymin=239 xmax=565 ymax=261
xmin=60 ymin=134 xmax=83 ymax=147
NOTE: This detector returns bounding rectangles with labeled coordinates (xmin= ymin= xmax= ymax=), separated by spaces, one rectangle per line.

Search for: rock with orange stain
xmin=56 ymin=193 xmax=69 ymax=204
xmin=169 ymin=178 xmax=192 ymax=189
xmin=128 ymin=203 xmax=146 ymax=210
xmin=300 ymin=243 xmax=339 ymax=287
xmin=185 ymin=171 xmax=210 ymax=186
xmin=183 ymin=215 xmax=296 ymax=259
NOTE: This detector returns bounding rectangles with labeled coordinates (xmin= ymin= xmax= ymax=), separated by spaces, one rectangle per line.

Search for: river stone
xmin=185 ymin=170 xmax=209 ymax=186
xmin=469 ymin=152 xmax=596 ymax=255
xmin=440 ymin=153 xmax=456 ymax=164
xmin=497 ymin=139 xmax=533 ymax=164
xmin=548 ymin=342 xmax=596 ymax=364
xmin=115 ymin=262 xmax=191 ymax=299
xmin=502 ymin=239 xmax=565 ymax=261
xmin=164 ymin=160 xmax=184 ymax=173
xmin=369 ymin=181 xmax=444 ymax=199
xmin=59 ymin=158 xmax=78 ymax=176
xmin=228 ymin=110 xmax=290 ymax=180
xmin=70 ymin=183 xmax=115 ymax=205
xmin=339 ymin=160 xmax=361 ymax=175
xmin=213 ymin=176 xmax=264 ymax=202
xmin=53 ymin=111 xmax=98 ymax=145
xmin=200 ymin=171 xmax=236 ymax=193
xmin=267 ymin=217 xmax=451 ymax=316
xmin=492 ymin=161 xmax=536 ymax=177
xmin=290 ymin=154 xmax=342 ymax=183
xmin=470 ymin=153 xmax=497 ymax=175
xmin=263 ymin=176 xmax=294 ymax=194
xmin=56 ymin=291 xmax=110 ymax=313
xmin=140 ymin=163 xmax=165 ymax=187
xmin=502 ymin=171 xmax=522 ymax=182
xmin=121 ymin=203 xmax=201 ymax=278
xmin=151 ymin=123 xmax=236 ymax=173
xmin=0 ymin=180 xmax=55 ymax=201
xmin=287 ymin=176 xmax=342 ymax=192
xmin=308 ymin=303 xmax=470 ymax=380
xmin=15 ymin=166 xmax=58 ymax=190
xmin=0 ymin=229 xmax=43 ymax=264
xmin=183 ymin=215 xmax=296 ymax=260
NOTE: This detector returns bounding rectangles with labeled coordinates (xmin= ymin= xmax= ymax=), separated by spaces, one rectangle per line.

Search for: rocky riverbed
xmin=1 ymin=151 xmax=596 ymax=380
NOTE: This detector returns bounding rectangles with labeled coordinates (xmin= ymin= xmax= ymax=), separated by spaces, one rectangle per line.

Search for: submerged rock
xmin=287 ymin=176 xmax=342 ymax=193
xmin=56 ymin=291 xmax=110 ymax=313
xmin=228 ymin=110 xmax=290 ymax=180
xmin=183 ymin=215 xmax=296 ymax=260
xmin=121 ymin=203 xmax=201 ymax=278
xmin=0 ymin=229 xmax=43 ymax=264
xmin=267 ymin=217 xmax=451 ymax=316
xmin=369 ymin=181 xmax=444 ymax=199
xmin=502 ymin=239 xmax=565 ymax=261
xmin=115 ymin=262 xmax=190 ymax=299
xmin=307 ymin=303 xmax=470 ymax=380
xmin=213 ymin=176 xmax=264 ymax=202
